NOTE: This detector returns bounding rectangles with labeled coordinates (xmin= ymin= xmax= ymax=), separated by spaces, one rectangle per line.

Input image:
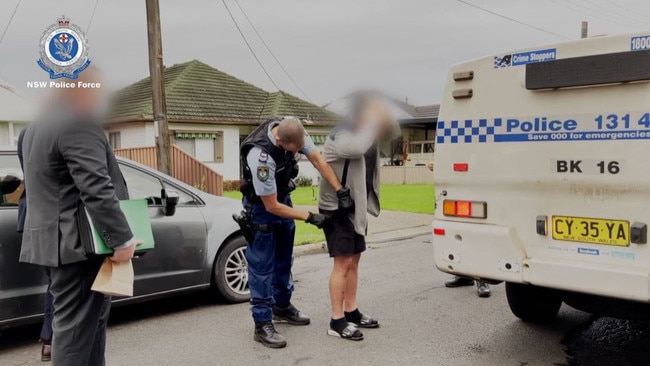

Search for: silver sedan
xmin=0 ymin=148 xmax=249 ymax=329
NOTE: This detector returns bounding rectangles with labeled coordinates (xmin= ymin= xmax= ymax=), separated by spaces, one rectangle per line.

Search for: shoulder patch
xmin=258 ymin=151 xmax=268 ymax=163
xmin=256 ymin=166 xmax=270 ymax=182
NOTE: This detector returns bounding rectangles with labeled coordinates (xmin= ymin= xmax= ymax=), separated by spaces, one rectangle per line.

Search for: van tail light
xmin=433 ymin=228 xmax=446 ymax=236
xmin=453 ymin=163 xmax=469 ymax=172
xmin=442 ymin=200 xmax=487 ymax=219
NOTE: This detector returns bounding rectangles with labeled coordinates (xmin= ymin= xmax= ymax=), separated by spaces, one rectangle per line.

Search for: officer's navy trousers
xmin=244 ymin=196 xmax=295 ymax=323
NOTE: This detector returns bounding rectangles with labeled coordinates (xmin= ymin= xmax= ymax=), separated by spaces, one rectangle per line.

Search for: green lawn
xmin=223 ymin=186 xmax=320 ymax=205
xmin=377 ymin=184 xmax=435 ymax=214
xmin=224 ymin=184 xmax=434 ymax=245
xmin=293 ymin=221 xmax=326 ymax=245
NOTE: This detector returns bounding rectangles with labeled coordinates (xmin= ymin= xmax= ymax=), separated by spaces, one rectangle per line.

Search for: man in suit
xmin=17 ymin=127 xmax=54 ymax=362
xmin=21 ymin=66 xmax=140 ymax=366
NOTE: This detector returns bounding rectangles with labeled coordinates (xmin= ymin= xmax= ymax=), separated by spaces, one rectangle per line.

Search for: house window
xmin=311 ymin=134 xmax=327 ymax=145
xmin=175 ymin=138 xmax=196 ymax=156
xmin=4 ymin=122 xmax=28 ymax=146
xmin=109 ymin=132 xmax=121 ymax=149
xmin=0 ymin=122 xmax=10 ymax=145
xmin=174 ymin=131 xmax=223 ymax=163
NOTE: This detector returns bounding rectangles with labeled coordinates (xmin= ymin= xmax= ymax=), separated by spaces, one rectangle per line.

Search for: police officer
xmin=240 ymin=116 xmax=352 ymax=348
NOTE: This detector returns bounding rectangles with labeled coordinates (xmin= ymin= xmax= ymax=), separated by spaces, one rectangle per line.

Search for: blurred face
xmin=355 ymin=97 xmax=394 ymax=141
xmin=62 ymin=67 xmax=107 ymax=118
xmin=71 ymin=87 xmax=103 ymax=112
xmin=376 ymin=117 xmax=393 ymax=141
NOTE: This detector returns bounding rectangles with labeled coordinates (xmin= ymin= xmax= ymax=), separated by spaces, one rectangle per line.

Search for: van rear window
xmin=526 ymin=50 xmax=650 ymax=90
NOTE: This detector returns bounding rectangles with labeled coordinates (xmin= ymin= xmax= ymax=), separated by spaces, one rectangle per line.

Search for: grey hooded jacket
xmin=318 ymin=120 xmax=400 ymax=236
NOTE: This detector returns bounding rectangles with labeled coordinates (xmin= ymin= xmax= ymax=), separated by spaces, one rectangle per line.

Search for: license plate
xmin=551 ymin=216 xmax=630 ymax=247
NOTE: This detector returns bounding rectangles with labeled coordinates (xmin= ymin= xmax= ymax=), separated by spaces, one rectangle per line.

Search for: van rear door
xmin=433 ymin=33 xmax=650 ymax=302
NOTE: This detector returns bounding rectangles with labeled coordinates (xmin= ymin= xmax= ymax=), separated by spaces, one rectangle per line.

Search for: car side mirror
xmin=161 ymin=189 xmax=180 ymax=216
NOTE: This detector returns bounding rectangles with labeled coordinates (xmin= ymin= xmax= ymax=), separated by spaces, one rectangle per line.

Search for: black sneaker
xmin=327 ymin=323 xmax=364 ymax=341
xmin=272 ymin=303 xmax=310 ymax=325
xmin=445 ymin=276 xmax=475 ymax=288
xmin=254 ymin=322 xmax=287 ymax=348
xmin=345 ymin=311 xmax=380 ymax=329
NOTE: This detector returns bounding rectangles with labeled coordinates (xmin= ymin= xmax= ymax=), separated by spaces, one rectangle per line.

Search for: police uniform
xmin=240 ymin=118 xmax=316 ymax=326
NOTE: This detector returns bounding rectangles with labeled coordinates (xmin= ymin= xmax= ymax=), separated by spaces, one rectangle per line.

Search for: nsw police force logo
xmin=37 ymin=16 xmax=91 ymax=79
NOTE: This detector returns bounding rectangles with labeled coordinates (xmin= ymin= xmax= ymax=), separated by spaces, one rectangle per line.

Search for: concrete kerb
xmin=293 ymin=225 xmax=432 ymax=257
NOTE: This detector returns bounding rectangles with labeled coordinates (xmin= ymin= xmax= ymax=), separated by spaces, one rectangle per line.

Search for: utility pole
xmin=581 ymin=21 xmax=589 ymax=39
xmin=146 ymin=0 xmax=171 ymax=175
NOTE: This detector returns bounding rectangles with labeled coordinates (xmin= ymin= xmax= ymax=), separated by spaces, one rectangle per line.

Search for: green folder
xmin=80 ymin=199 xmax=155 ymax=255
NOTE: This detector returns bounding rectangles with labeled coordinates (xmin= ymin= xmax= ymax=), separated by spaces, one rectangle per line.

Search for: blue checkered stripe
xmin=436 ymin=119 xmax=502 ymax=144
xmin=494 ymin=56 xmax=509 ymax=68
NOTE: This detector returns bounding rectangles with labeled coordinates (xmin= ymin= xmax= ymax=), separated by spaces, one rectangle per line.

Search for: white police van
xmin=432 ymin=32 xmax=650 ymax=321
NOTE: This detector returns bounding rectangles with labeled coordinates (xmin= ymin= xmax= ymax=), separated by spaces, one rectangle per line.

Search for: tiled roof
xmin=389 ymin=98 xmax=439 ymax=120
xmin=110 ymin=60 xmax=338 ymax=125
xmin=411 ymin=104 xmax=439 ymax=119
xmin=261 ymin=91 xmax=338 ymax=124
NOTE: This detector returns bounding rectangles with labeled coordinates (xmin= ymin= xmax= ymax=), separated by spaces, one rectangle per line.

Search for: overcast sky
xmin=1 ymin=0 xmax=649 ymax=106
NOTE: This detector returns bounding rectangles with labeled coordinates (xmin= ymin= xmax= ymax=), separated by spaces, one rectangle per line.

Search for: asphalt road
xmin=3 ymin=235 xmax=647 ymax=366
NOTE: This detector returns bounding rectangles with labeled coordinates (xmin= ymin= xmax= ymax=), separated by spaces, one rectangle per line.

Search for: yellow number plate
xmin=551 ymin=216 xmax=630 ymax=247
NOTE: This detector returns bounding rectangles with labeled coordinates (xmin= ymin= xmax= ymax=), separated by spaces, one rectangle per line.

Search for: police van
xmin=432 ymin=32 xmax=650 ymax=321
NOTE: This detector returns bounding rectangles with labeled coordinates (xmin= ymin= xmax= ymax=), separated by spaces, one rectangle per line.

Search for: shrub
xmin=223 ymin=180 xmax=242 ymax=192
xmin=193 ymin=175 xmax=206 ymax=192
xmin=294 ymin=175 xmax=313 ymax=187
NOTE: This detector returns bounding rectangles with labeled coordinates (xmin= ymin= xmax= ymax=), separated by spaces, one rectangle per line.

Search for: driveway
xmin=0 ymin=235 xmax=604 ymax=366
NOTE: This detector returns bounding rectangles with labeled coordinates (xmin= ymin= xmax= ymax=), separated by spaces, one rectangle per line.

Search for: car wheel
xmin=506 ymin=282 xmax=562 ymax=323
xmin=213 ymin=236 xmax=250 ymax=303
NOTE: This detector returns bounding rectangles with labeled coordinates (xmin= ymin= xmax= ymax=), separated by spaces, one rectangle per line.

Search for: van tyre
xmin=212 ymin=236 xmax=250 ymax=303
xmin=506 ymin=282 xmax=562 ymax=323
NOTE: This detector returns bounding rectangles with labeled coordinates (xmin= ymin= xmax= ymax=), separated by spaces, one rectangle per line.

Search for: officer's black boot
xmin=272 ymin=303 xmax=311 ymax=325
xmin=476 ymin=281 xmax=491 ymax=298
xmin=254 ymin=322 xmax=287 ymax=348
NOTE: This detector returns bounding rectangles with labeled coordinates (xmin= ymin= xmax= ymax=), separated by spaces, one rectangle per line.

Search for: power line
xmin=233 ymin=0 xmax=311 ymax=102
xmin=0 ymin=0 xmax=22 ymax=47
xmin=565 ymin=0 xmax=644 ymax=27
xmin=580 ymin=0 xmax=642 ymax=22
xmin=455 ymin=0 xmax=570 ymax=40
xmin=602 ymin=0 xmax=650 ymax=20
xmin=220 ymin=0 xmax=280 ymax=91
xmin=550 ymin=0 xmax=640 ymax=28
xmin=86 ymin=0 xmax=100 ymax=34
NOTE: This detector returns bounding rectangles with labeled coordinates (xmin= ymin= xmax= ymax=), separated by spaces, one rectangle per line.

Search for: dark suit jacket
xmin=20 ymin=111 xmax=133 ymax=267
xmin=16 ymin=128 xmax=26 ymax=233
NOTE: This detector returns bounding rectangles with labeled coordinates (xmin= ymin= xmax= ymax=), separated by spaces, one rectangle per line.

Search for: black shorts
xmin=321 ymin=209 xmax=366 ymax=258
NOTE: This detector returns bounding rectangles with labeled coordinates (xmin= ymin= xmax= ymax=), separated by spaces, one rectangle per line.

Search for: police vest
xmin=240 ymin=118 xmax=299 ymax=202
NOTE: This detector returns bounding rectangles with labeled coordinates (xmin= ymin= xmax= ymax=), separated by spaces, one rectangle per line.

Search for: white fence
xmin=380 ymin=166 xmax=434 ymax=185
